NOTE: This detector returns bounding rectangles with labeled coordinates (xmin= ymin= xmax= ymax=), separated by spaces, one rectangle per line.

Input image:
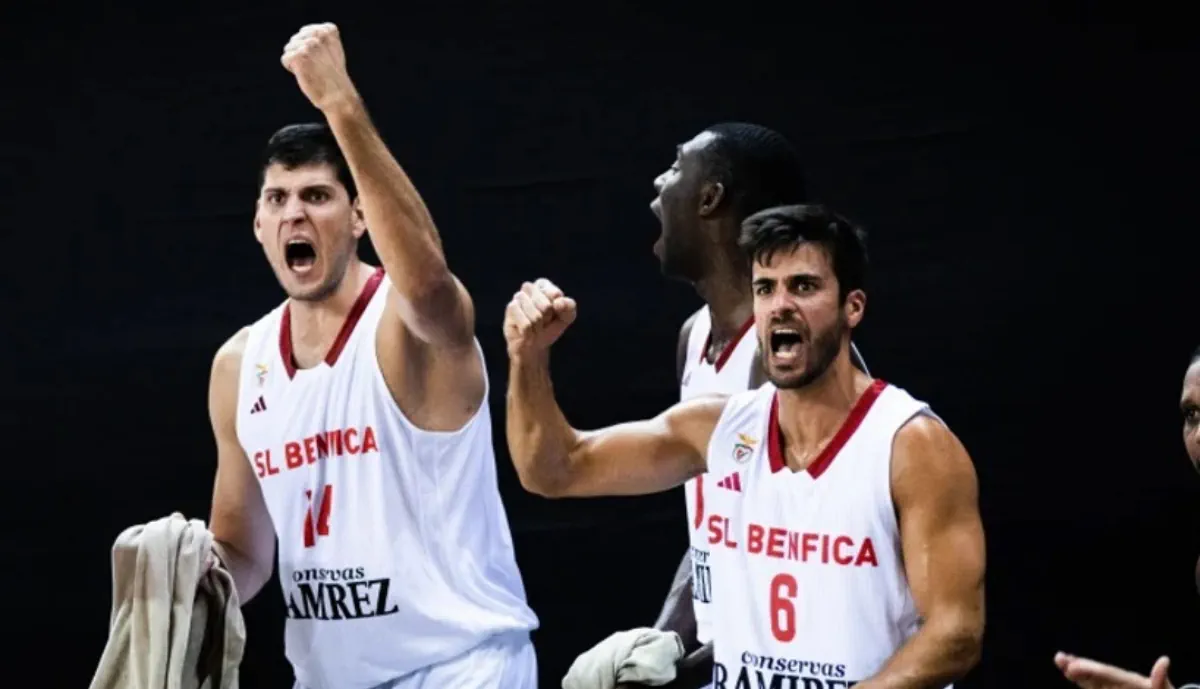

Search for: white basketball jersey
xmin=678 ymin=306 xmax=758 ymax=645
xmin=234 ymin=268 xmax=538 ymax=689
xmin=704 ymin=380 xmax=945 ymax=689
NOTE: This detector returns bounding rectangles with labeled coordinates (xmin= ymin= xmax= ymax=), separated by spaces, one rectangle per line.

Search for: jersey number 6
xmin=770 ymin=573 xmax=798 ymax=642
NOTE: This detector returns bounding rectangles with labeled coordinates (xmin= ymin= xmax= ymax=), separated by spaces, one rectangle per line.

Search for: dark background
xmin=4 ymin=7 xmax=1198 ymax=688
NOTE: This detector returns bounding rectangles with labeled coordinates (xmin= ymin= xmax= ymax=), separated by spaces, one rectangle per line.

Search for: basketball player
xmin=1051 ymin=347 xmax=1200 ymax=689
xmin=506 ymin=204 xmax=985 ymax=689
xmin=565 ymin=123 xmax=867 ymax=689
xmin=204 ymin=23 xmax=538 ymax=689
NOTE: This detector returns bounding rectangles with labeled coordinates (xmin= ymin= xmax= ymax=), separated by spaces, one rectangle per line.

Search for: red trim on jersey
xmin=279 ymin=267 xmax=386 ymax=379
xmin=767 ymin=378 xmax=888 ymax=477
xmin=701 ymin=316 xmax=755 ymax=372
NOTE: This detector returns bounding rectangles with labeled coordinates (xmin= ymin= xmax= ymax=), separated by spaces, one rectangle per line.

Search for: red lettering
xmin=724 ymin=521 xmax=738 ymax=548
xmin=360 ymin=426 xmax=378 ymax=454
xmin=747 ymin=524 xmax=764 ymax=554
xmin=766 ymin=528 xmax=787 ymax=559
xmin=802 ymin=533 xmax=818 ymax=562
xmin=856 ymin=538 xmax=879 ymax=567
xmin=706 ymin=515 xmax=739 ymax=548
xmin=833 ymin=535 xmax=854 ymax=565
xmin=729 ymin=524 xmax=880 ymax=568
xmin=706 ymin=514 xmax=723 ymax=545
xmin=285 ymin=442 xmax=303 ymax=469
xmin=256 ymin=427 xmax=381 ymax=480
xmin=769 ymin=573 xmax=798 ymax=642
xmin=303 ymin=437 xmax=316 ymax=465
xmin=303 ymin=484 xmax=333 ymax=548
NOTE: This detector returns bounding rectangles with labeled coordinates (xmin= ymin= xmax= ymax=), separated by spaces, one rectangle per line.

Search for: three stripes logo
xmin=716 ymin=472 xmax=742 ymax=492
xmin=250 ymin=396 xmax=268 ymax=415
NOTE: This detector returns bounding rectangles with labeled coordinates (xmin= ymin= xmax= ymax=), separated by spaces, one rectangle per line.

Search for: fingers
xmin=1056 ymin=652 xmax=1153 ymax=689
xmin=521 ymin=281 xmax=554 ymax=313
xmin=514 ymin=291 xmax=544 ymax=326
xmin=552 ymin=297 xmax=578 ymax=325
xmin=533 ymin=277 xmax=564 ymax=300
xmin=1148 ymin=656 xmax=1171 ymax=689
xmin=281 ymin=22 xmax=340 ymax=67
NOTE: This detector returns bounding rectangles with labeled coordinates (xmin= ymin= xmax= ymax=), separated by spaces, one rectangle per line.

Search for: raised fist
xmin=281 ymin=23 xmax=358 ymax=113
xmin=504 ymin=279 xmax=577 ymax=357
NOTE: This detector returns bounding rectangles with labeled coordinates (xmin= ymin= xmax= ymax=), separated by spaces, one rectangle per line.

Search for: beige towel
xmin=562 ymin=628 xmax=685 ymax=689
xmin=89 ymin=513 xmax=247 ymax=689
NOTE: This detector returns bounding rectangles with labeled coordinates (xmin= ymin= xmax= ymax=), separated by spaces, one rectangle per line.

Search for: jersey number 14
xmin=303 ymin=485 xmax=333 ymax=548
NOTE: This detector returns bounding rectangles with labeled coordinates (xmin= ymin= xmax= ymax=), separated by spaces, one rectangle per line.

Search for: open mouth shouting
xmin=768 ymin=326 xmax=806 ymax=364
xmin=285 ymin=238 xmax=318 ymax=275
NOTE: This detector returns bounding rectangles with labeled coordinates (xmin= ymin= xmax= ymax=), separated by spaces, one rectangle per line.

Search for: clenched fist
xmin=504 ymin=279 xmax=577 ymax=357
xmin=281 ymin=23 xmax=359 ymax=113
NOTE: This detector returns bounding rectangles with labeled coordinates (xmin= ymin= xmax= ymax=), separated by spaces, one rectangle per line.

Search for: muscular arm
xmin=857 ymin=415 xmax=986 ymax=689
xmin=207 ymin=329 xmax=277 ymax=604
xmin=506 ymin=349 xmax=723 ymax=498
xmin=321 ymin=98 xmax=474 ymax=350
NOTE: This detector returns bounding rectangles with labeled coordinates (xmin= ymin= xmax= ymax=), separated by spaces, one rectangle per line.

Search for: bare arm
xmin=207 ymin=329 xmax=277 ymax=604
xmin=323 ymin=99 xmax=475 ymax=349
xmin=857 ymin=415 xmax=986 ymax=689
xmin=504 ymin=280 xmax=724 ymax=497
xmin=285 ymin=24 xmax=473 ymax=349
xmin=507 ymin=348 xmax=723 ymax=497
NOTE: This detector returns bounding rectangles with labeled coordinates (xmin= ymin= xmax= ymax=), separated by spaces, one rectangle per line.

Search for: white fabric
xmin=235 ymin=270 xmax=537 ymax=689
xmin=562 ymin=628 xmax=685 ymax=689
xmin=678 ymin=305 xmax=758 ymax=644
xmin=88 ymin=512 xmax=245 ymax=689
xmin=294 ymin=632 xmax=536 ymax=689
xmin=705 ymin=382 xmax=948 ymax=688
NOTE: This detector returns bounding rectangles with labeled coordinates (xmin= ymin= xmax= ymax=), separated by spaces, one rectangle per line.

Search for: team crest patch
xmin=255 ymin=363 xmax=269 ymax=386
xmin=732 ymin=432 xmax=757 ymax=463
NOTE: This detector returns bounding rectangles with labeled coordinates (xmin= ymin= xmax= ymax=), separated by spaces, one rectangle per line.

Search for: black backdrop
xmin=4 ymin=8 xmax=1199 ymax=688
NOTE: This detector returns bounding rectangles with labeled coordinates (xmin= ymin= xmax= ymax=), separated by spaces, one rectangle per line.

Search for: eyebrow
xmin=262 ymin=183 xmax=336 ymax=194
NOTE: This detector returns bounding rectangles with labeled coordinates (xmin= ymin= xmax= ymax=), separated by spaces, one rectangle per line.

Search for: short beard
xmin=768 ymin=315 xmax=846 ymax=390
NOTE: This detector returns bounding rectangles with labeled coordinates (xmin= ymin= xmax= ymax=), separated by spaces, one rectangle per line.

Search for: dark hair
xmin=700 ymin=122 xmax=807 ymax=219
xmin=739 ymin=204 xmax=868 ymax=300
xmin=1192 ymin=345 xmax=1200 ymax=364
xmin=258 ymin=123 xmax=356 ymax=198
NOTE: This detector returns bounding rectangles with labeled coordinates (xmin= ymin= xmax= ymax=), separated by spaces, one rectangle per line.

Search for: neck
xmin=692 ymin=242 xmax=753 ymax=340
xmin=287 ymin=260 xmax=374 ymax=362
xmin=776 ymin=348 xmax=872 ymax=459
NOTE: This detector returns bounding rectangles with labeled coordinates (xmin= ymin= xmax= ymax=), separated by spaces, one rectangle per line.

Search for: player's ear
xmin=253 ymin=200 xmax=265 ymax=244
xmin=844 ymin=288 xmax=866 ymax=328
xmin=698 ymin=180 xmax=725 ymax=218
xmin=351 ymin=196 xmax=367 ymax=238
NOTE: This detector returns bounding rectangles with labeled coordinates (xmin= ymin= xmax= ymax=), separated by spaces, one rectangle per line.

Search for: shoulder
xmin=891 ymin=413 xmax=977 ymax=504
xmin=211 ymin=327 xmax=250 ymax=383
xmin=665 ymin=393 xmax=731 ymax=455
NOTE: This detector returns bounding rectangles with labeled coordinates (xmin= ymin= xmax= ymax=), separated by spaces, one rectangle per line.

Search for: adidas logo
xmin=716 ymin=473 xmax=742 ymax=492
xmin=250 ymin=396 xmax=268 ymax=415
